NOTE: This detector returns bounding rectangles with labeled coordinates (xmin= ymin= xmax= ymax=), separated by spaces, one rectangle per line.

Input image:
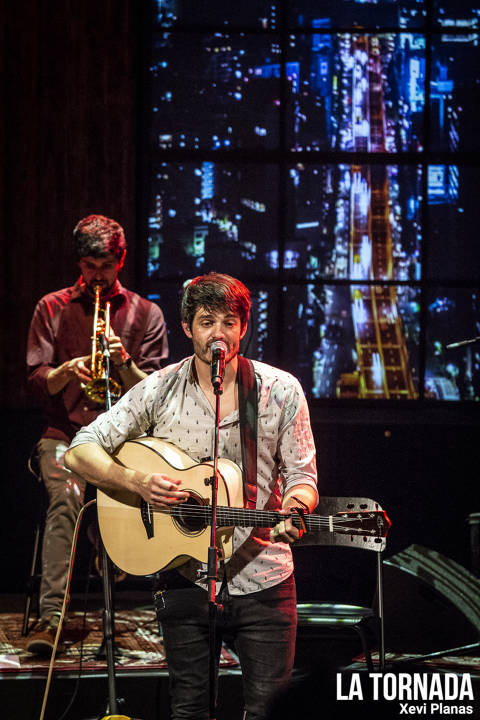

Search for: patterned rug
xmin=0 ymin=608 xmax=239 ymax=674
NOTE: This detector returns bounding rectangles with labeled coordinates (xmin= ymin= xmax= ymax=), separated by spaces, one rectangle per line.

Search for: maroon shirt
xmin=27 ymin=278 xmax=168 ymax=443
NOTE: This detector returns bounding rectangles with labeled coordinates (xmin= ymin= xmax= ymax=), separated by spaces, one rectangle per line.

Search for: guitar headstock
xmin=333 ymin=510 xmax=391 ymax=538
xmin=295 ymin=498 xmax=390 ymax=551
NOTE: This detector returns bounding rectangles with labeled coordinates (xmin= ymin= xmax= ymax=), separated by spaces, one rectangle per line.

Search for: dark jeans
xmin=154 ymin=574 xmax=297 ymax=720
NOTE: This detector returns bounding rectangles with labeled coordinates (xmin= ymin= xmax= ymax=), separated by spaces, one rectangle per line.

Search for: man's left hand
xmin=107 ymin=328 xmax=129 ymax=367
xmin=269 ymin=508 xmax=302 ymax=545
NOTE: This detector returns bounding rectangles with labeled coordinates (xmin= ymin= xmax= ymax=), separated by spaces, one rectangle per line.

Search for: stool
xmin=22 ymin=447 xmax=45 ymax=636
xmin=296 ymin=601 xmax=378 ymax=672
xmin=295 ymin=496 xmax=389 ymax=671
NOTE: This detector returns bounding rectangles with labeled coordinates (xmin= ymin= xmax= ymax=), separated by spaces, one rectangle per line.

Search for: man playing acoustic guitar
xmin=65 ymin=272 xmax=318 ymax=720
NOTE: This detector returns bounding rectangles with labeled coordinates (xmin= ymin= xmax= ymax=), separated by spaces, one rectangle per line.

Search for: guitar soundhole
xmin=172 ymin=493 xmax=209 ymax=535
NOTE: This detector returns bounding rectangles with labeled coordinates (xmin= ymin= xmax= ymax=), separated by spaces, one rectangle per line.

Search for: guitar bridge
xmin=141 ymin=500 xmax=154 ymax=539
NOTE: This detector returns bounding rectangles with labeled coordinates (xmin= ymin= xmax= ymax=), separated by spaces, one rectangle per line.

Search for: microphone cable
xmin=55 ymin=531 xmax=97 ymax=720
xmin=38 ymin=498 xmax=96 ymax=720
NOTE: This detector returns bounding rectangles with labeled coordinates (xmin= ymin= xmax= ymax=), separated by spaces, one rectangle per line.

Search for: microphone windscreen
xmin=210 ymin=340 xmax=227 ymax=355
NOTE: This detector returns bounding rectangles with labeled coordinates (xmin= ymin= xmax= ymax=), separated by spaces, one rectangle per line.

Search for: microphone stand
xmin=92 ymin=336 xmax=124 ymax=719
xmin=207 ymin=348 xmax=225 ymax=720
xmin=446 ymin=335 xmax=480 ymax=349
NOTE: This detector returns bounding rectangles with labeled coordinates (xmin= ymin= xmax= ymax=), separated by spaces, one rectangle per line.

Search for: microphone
xmin=210 ymin=340 xmax=227 ymax=392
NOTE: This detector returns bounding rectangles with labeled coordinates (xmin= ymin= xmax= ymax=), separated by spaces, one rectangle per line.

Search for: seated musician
xmin=26 ymin=214 xmax=168 ymax=654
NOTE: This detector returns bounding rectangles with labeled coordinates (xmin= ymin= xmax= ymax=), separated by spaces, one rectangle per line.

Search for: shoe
xmin=26 ymin=616 xmax=65 ymax=656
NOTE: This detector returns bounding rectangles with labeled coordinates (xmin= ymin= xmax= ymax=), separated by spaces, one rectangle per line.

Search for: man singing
xmin=65 ymin=272 xmax=318 ymax=720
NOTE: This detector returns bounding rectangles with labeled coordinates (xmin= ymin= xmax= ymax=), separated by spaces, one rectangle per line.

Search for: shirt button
xmin=83 ymin=406 xmax=89 ymax=411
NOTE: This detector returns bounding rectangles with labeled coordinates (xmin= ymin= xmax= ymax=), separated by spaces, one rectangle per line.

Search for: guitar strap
xmin=237 ymin=355 xmax=258 ymax=509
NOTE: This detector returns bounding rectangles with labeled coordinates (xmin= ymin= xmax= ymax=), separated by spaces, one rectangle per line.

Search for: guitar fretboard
xmin=164 ymin=504 xmax=388 ymax=537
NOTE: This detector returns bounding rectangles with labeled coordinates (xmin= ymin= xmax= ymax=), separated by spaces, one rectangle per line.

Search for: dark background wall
xmin=0 ymin=1 xmax=479 ymax=599
xmin=1 ymin=0 xmax=139 ymax=410
xmin=0 ymin=0 xmax=141 ymax=590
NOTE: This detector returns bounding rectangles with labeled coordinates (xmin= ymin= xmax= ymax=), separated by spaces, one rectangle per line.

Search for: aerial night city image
xmin=146 ymin=0 xmax=480 ymax=402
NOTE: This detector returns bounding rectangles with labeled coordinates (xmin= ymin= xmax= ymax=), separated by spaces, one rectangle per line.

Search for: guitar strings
xmin=154 ymin=505 xmax=377 ymax=524
xmin=142 ymin=504 xmax=384 ymax=534
xmin=119 ymin=444 xmax=386 ymax=534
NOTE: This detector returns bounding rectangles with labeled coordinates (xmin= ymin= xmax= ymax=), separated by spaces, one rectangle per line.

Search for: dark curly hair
xmin=181 ymin=272 xmax=251 ymax=333
xmin=73 ymin=214 xmax=126 ymax=259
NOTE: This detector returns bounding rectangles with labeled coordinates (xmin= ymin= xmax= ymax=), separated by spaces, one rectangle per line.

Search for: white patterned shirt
xmin=70 ymin=356 xmax=318 ymax=595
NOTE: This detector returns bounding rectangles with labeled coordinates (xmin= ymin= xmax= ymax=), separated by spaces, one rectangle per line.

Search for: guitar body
xmin=97 ymin=437 xmax=391 ymax=576
xmin=97 ymin=437 xmax=244 ymax=576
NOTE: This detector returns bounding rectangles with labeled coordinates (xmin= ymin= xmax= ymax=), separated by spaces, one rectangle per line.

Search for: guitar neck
xmin=216 ymin=506 xmax=312 ymax=531
xmin=167 ymin=504 xmax=389 ymax=538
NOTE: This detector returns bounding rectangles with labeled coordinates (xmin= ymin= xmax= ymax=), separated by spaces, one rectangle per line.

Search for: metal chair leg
xmin=353 ymin=623 xmax=374 ymax=672
xmin=377 ymin=551 xmax=385 ymax=671
xmin=21 ymin=522 xmax=42 ymax=636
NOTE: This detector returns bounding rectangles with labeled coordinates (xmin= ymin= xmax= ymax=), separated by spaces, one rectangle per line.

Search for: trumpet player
xmin=25 ymin=214 xmax=168 ymax=655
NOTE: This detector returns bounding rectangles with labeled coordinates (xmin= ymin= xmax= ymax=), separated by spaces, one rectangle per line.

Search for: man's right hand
xmin=138 ymin=473 xmax=190 ymax=508
xmin=46 ymin=355 xmax=92 ymax=395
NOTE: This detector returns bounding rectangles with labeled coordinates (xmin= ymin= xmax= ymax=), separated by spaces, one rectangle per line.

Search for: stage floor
xmin=0 ymin=591 xmax=242 ymax=720
xmin=1 ymin=591 xmax=480 ymax=720
xmin=0 ymin=592 xmax=239 ymax=677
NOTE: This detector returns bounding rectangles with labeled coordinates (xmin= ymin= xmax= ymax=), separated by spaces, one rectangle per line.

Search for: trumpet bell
xmin=84 ymin=377 xmax=122 ymax=405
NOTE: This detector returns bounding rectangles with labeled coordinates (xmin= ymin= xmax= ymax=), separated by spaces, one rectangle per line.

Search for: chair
xmin=294 ymin=496 xmax=388 ymax=672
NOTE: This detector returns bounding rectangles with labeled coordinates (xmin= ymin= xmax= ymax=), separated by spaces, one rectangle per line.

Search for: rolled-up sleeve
xmin=277 ymin=380 xmax=318 ymax=501
xmin=26 ymin=299 xmax=56 ymax=400
xmin=69 ymin=372 xmax=158 ymax=453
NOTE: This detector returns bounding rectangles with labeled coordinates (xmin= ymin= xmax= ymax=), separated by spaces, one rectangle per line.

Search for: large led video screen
xmin=430 ymin=36 xmax=480 ymax=153
xmin=150 ymin=32 xmax=281 ymax=152
xmin=286 ymin=33 xmax=425 ymax=153
xmin=287 ymin=163 xmax=422 ymax=281
xmin=427 ymin=165 xmax=480 ymax=282
xmin=152 ymin=1 xmax=428 ymax=30
xmin=150 ymin=31 xmax=426 ymax=153
xmin=287 ymin=1 xmax=426 ymax=29
xmin=145 ymin=0 xmax=480 ymax=403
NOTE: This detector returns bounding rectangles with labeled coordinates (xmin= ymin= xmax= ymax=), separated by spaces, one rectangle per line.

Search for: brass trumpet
xmin=83 ymin=285 xmax=122 ymax=405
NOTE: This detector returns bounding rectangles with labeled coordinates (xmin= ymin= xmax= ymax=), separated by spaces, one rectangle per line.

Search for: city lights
xmin=145 ymin=1 xmax=480 ymax=402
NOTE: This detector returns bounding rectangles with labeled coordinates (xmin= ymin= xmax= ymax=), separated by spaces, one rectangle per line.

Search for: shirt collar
xmin=187 ymin=354 xmax=241 ymax=391
xmin=188 ymin=355 xmax=198 ymax=384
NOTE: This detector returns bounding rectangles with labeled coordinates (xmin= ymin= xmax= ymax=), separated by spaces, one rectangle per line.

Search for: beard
xmin=84 ymin=278 xmax=116 ymax=298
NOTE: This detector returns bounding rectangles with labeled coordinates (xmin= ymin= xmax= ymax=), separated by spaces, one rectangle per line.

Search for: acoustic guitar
xmin=96 ymin=437 xmax=391 ymax=576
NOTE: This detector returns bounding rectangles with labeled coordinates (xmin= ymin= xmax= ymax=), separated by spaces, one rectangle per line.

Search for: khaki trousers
xmin=37 ymin=438 xmax=86 ymax=619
